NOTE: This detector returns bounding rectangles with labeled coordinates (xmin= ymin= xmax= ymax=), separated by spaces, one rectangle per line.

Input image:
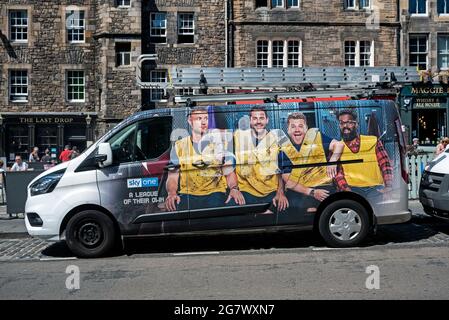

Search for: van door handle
xmin=164 ymin=164 xmax=180 ymax=171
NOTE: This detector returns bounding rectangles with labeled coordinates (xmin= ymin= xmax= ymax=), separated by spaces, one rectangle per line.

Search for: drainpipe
xmin=396 ymin=0 xmax=401 ymax=66
xmin=225 ymin=0 xmax=228 ymax=68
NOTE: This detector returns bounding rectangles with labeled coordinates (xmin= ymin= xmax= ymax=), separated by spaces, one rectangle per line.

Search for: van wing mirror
xmin=96 ymin=143 xmax=113 ymax=168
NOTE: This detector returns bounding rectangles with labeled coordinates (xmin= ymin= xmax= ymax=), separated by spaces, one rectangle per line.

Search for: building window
xmin=345 ymin=40 xmax=374 ymax=67
xmin=344 ymin=0 xmax=356 ymax=9
xmin=359 ymin=41 xmax=372 ymax=66
xmin=178 ymin=13 xmax=194 ymax=44
xmin=177 ymin=88 xmax=195 ymax=96
xmin=256 ymin=0 xmax=268 ymax=8
xmin=257 ymin=40 xmax=269 ymax=67
xmin=409 ymin=0 xmax=427 ymax=15
xmin=116 ymin=0 xmax=131 ymax=7
xmin=66 ymin=10 xmax=85 ymax=43
xmin=272 ymin=0 xmax=284 ymax=8
xmin=9 ymin=70 xmax=28 ymax=102
xmin=8 ymin=126 xmax=29 ymax=161
xmin=345 ymin=41 xmax=356 ymax=66
xmin=9 ymin=10 xmax=28 ymax=43
xmin=409 ymin=35 xmax=428 ymax=70
xmin=288 ymin=40 xmax=300 ymax=67
xmin=287 ymin=0 xmax=300 ymax=8
xmin=150 ymin=70 xmax=167 ymax=102
xmin=438 ymin=0 xmax=449 ymax=14
xmin=360 ymin=0 xmax=370 ymax=8
xmin=150 ymin=12 xmax=167 ymax=43
xmin=257 ymin=39 xmax=302 ymax=67
xmin=438 ymin=35 xmax=449 ymax=70
xmin=116 ymin=42 xmax=131 ymax=67
xmin=67 ymin=71 xmax=85 ymax=102
xmin=344 ymin=40 xmax=373 ymax=66
xmin=272 ymin=40 xmax=284 ymax=67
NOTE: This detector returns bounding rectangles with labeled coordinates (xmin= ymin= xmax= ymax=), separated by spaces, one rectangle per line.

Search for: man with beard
xmin=278 ymin=112 xmax=344 ymax=217
xmin=165 ymin=107 xmax=245 ymax=212
xmin=334 ymin=108 xmax=393 ymax=201
xmin=233 ymin=106 xmax=288 ymax=212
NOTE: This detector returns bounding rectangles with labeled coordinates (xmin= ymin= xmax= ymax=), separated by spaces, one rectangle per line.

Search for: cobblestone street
xmin=1 ymin=202 xmax=448 ymax=262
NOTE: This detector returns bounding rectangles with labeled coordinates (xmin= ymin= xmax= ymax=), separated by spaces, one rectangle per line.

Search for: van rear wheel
xmin=318 ymin=199 xmax=370 ymax=248
xmin=66 ymin=210 xmax=116 ymax=258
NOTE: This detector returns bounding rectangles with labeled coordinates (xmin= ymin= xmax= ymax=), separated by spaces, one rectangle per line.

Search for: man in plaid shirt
xmin=334 ymin=109 xmax=393 ymax=202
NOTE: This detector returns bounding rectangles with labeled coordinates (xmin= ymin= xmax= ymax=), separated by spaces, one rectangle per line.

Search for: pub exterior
xmin=0 ymin=113 xmax=95 ymax=164
xmin=400 ymin=84 xmax=449 ymax=147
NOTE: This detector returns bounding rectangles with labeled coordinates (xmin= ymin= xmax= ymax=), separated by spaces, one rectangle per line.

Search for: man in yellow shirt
xmin=165 ymin=107 xmax=245 ymax=211
xmin=278 ymin=112 xmax=344 ymax=219
xmin=234 ymin=106 xmax=288 ymax=212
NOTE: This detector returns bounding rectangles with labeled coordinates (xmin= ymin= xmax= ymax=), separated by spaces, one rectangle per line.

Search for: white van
xmin=419 ymin=145 xmax=449 ymax=219
xmin=25 ymin=100 xmax=411 ymax=258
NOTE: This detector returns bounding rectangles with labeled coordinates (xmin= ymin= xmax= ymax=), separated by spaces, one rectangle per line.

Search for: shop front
xmin=400 ymin=85 xmax=449 ymax=147
xmin=0 ymin=113 xmax=96 ymax=166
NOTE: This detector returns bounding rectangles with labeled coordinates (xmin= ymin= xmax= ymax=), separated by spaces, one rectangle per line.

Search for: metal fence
xmin=407 ymin=153 xmax=434 ymax=200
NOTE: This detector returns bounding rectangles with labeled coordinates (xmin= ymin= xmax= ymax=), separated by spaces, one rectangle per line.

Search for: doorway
xmin=412 ymin=109 xmax=447 ymax=146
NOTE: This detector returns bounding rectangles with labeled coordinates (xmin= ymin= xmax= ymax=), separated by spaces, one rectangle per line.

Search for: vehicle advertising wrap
xmin=97 ymin=100 xmax=401 ymax=235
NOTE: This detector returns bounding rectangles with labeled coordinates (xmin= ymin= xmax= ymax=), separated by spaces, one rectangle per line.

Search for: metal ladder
xmin=136 ymin=54 xmax=421 ymax=104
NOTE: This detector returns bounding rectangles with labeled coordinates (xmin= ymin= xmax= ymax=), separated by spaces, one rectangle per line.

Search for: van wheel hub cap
xmin=329 ymin=208 xmax=362 ymax=241
xmin=79 ymin=222 xmax=102 ymax=247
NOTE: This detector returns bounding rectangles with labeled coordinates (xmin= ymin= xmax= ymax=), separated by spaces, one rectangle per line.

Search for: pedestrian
xmin=435 ymin=137 xmax=449 ymax=156
xmin=59 ymin=145 xmax=72 ymax=162
xmin=41 ymin=148 xmax=52 ymax=163
xmin=70 ymin=146 xmax=80 ymax=159
xmin=28 ymin=147 xmax=40 ymax=162
xmin=407 ymin=137 xmax=422 ymax=156
xmin=10 ymin=155 xmax=29 ymax=171
xmin=0 ymin=159 xmax=4 ymax=203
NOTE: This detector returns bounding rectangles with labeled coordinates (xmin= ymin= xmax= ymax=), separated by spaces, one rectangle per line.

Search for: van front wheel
xmin=66 ymin=210 xmax=116 ymax=258
xmin=318 ymin=200 xmax=370 ymax=248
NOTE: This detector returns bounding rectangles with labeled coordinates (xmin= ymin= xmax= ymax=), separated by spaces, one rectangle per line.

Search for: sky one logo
xmin=127 ymin=178 xmax=159 ymax=189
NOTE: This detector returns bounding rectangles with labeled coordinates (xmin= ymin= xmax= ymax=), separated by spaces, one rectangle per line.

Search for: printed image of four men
xmin=165 ymin=106 xmax=393 ymax=219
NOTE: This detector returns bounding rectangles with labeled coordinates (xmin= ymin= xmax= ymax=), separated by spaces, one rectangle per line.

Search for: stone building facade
xmin=398 ymin=0 xmax=449 ymax=146
xmin=231 ymin=0 xmax=400 ymax=67
xmin=0 ymin=0 xmax=226 ymax=163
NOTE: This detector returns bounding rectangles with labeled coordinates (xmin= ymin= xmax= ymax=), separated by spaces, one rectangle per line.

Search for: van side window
xmin=135 ymin=117 xmax=172 ymax=160
xmin=108 ymin=123 xmax=137 ymax=164
xmin=108 ymin=117 xmax=172 ymax=164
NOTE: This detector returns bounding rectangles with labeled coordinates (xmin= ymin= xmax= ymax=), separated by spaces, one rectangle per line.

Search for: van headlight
xmin=30 ymin=170 xmax=65 ymax=196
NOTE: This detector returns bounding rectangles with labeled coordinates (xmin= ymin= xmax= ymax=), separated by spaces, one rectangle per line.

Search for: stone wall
xmin=142 ymin=0 xmax=226 ymax=66
xmin=233 ymin=0 xmax=399 ymax=24
xmin=0 ymin=0 xmax=98 ymax=113
xmin=400 ymin=0 xmax=449 ymax=70
xmin=232 ymin=0 xmax=399 ymax=67
xmin=234 ymin=24 xmax=398 ymax=67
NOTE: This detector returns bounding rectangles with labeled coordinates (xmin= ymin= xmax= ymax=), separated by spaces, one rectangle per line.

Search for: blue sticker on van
xmin=127 ymin=178 xmax=159 ymax=188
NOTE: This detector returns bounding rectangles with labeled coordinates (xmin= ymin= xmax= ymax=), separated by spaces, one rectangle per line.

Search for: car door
xmin=96 ymin=115 xmax=189 ymax=236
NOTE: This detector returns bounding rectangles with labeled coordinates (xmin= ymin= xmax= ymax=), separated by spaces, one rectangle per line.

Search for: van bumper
xmin=376 ymin=210 xmax=412 ymax=225
xmin=419 ymin=171 xmax=449 ymax=219
xmin=420 ymin=196 xmax=449 ymax=219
